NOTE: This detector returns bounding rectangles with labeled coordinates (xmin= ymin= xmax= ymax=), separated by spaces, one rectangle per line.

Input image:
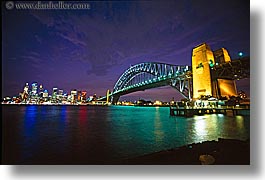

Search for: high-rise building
xmin=52 ymin=88 xmax=58 ymax=99
xmin=71 ymin=89 xmax=77 ymax=103
xmin=39 ymin=84 xmax=43 ymax=91
xmin=62 ymin=93 xmax=68 ymax=101
xmin=57 ymin=89 xmax=63 ymax=102
xmin=32 ymin=82 xmax=38 ymax=95
xmin=81 ymin=91 xmax=87 ymax=102
xmin=21 ymin=82 xmax=29 ymax=101
xmin=24 ymin=83 xmax=29 ymax=93
xmin=39 ymin=84 xmax=44 ymax=97
xmin=77 ymin=91 xmax=82 ymax=102
xmin=58 ymin=90 xmax=63 ymax=96
xmin=67 ymin=94 xmax=72 ymax=101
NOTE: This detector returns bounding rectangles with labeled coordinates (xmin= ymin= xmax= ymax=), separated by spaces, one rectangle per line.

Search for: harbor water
xmin=2 ymin=105 xmax=250 ymax=164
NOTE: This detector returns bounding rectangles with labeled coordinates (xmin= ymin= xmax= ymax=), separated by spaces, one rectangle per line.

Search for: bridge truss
xmin=110 ymin=62 xmax=192 ymax=103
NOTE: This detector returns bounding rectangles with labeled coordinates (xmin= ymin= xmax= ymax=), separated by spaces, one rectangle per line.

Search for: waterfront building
xmin=154 ymin=100 xmax=162 ymax=106
xmin=71 ymin=89 xmax=77 ymax=103
xmin=77 ymin=91 xmax=82 ymax=102
xmin=58 ymin=89 xmax=63 ymax=96
xmin=81 ymin=91 xmax=87 ymax=103
xmin=67 ymin=94 xmax=72 ymax=102
xmin=43 ymin=90 xmax=48 ymax=98
xmin=52 ymin=87 xmax=58 ymax=99
xmin=92 ymin=94 xmax=97 ymax=101
xmin=88 ymin=96 xmax=94 ymax=102
xmin=57 ymin=89 xmax=63 ymax=100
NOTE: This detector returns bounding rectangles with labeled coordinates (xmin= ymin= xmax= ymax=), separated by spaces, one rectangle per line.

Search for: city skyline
xmin=2 ymin=0 xmax=250 ymax=101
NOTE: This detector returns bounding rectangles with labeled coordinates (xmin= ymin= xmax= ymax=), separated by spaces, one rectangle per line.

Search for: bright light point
xmin=238 ymin=52 xmax=243 ymax=57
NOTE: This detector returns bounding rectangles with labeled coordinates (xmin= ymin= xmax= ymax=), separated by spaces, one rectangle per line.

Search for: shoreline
xmin=1 ymin=138 xmax=250 ymax=165
xmin=121 ymin=138 xmax=250 ymax=165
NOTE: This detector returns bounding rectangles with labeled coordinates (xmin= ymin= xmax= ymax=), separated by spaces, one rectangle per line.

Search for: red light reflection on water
xmin=78 ymin=106 xmax=88 ymax=125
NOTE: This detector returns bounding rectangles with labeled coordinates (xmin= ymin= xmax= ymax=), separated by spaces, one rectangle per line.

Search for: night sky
xmin=2 ymin=0 xmax=250 ymax=101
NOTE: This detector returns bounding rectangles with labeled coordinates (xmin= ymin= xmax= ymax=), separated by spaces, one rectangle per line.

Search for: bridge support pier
xmin=112 ymin=95 xmax=120 ymax=105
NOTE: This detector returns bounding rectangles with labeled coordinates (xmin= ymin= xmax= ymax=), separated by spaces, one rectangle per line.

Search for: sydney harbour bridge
xmin=98 ymin=43 xmax=250 ymax=104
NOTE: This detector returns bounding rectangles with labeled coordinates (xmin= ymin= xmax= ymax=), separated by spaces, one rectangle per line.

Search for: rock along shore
xmin=121 ymin=138 xmax=250 ymax=165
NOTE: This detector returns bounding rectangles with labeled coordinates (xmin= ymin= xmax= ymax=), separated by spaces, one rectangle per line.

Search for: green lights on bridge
xmin=209 ymin=59 xmax=214 ymax=68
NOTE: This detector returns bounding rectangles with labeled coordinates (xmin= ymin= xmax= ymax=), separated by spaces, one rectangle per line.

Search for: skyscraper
xmin=58 ymin=89 xmax=63 ymax=102
xmin=71 ymin=89 xmax=77 ymax=103
xmin=32 ymin=82 xmax=38 ymax=96
xmin=24 ymin=82 xmax=29 ymax=93
xmin=52 ymin=87 xmax=58 ymax=100
xmin=77 ymin=91 xmax=82 ymax=102
xmin=58 ymin=89 xmax=63 ymax=96
xmin=81 ymin=91 xmax=87 ymax=103
xmin=39 ymin=84 xmax=44 ymax=97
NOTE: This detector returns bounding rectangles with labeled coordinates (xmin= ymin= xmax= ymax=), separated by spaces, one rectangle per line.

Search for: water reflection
xmin=192 ymin=115 xmax=218 ymax=143
xmin=193 ymin=116 xmax=207 ymax=140
xmin=22 ymin=105 xmax=38 ymax=162
xmin=2 ymin=105 xmax=250 ymax=164
xmin=76 ymin=106 xmax=89 ymax=150
xmin=235 ymin=116 xmax=245 ymax=130
xmin=24 ymin=106 xmax=37 ymax=136
xmin=60 ymin=105 xmax=67 ymax=123
xmin=154 ymin=107 xmax=165 ymax=143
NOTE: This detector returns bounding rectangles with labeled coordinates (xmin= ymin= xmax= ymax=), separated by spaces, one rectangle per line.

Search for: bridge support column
xmin=188 ymin=78 xmax=192 ymax=100
xmin=112 ymin=95 xmax=120 ymax=105
xmin=192 ymin=43 xmax=215 ymax=99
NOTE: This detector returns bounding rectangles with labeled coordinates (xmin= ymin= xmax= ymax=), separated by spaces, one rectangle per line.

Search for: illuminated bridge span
xmin=98 ymin=43 xmax=250 ymax=104
xmin=99 ymin=62 xmax=192 ymax=103
xmin=98 ymin=57 xmax=249 ymax=104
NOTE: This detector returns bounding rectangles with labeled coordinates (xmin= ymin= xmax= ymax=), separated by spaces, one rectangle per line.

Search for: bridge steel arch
xmin=110 ymin=62 xmax=192 ymax=104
